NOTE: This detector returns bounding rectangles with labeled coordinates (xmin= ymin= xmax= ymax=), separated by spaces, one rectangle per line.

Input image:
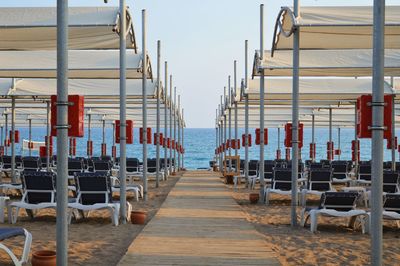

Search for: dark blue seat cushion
xmin=0 ymin=227 xmax=25 ymax=241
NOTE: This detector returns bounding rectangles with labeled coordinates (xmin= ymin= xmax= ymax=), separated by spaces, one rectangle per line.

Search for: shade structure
xmin=0 ymin=7 xmax=136 ymax=50
xmin=253 ymin=49 xmax=400 ymax=77
xmin=0 ymin=50 xmax=152 ymax=79
xmin=272 ymin=6 xmax=400 ymax=51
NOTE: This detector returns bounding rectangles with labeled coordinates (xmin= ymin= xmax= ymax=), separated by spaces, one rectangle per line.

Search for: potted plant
xmin=32 ymin=250 xmax=56 ymax=266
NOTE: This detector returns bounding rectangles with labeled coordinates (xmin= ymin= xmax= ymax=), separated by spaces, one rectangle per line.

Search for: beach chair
xmin=68 ymin=172 xmax=122 ymax=226
xmin=301 ymin=192 xmax=367 ymax=233
xmin=331 ymin=162 xmax=352 ymax=184
xmin=93 ymin=160 xmax=112 ymax=175
xmin=357 ymin=164 xmax=372 ymax=185
xmin=247 ymin=160 xmax=258 ymax=189
xmin=0 ymin=156 xmax=23 ymax=194
xmin=301 ymin=168 xmax=335 ymax=207
xmin=9 ymin=171 xmax=57 ymax=224
xmin=0 ymin=227 xmax=32 ymax=266
xmin=22 ymin=157 xmax=41 ymax=172
xmin=365 ymin=194 xmax=400 ymax=230
xmin=263 ymin=161 xmax=275 ymax=184
xmin=111 ymin=158 xmax=143 ymax=201
xmin=265 ymin=168 xmax=300 ymax=205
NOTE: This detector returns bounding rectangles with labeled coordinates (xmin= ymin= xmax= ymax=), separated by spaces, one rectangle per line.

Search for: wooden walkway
xmin=118 ymin=171 xmax=279 ymax=266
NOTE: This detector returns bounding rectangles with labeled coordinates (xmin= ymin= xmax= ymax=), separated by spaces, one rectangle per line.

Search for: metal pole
xmin=4 ymin=113 xmax=8 ymax=156
xmin=291 ymin=0 xmax=300 ymax=226
xmin=102 ymin=119 xmax=106 ymax=148
xmin=259 ymin=4 xmax=266 ymax=201
xmin=312 ymin=114 xmax=315 ymax=162
xmin=173 ymin=87 xmax=177 ymax=173
xmin=178 ymin=95 xmax=181 ymax=170
xmin=182 ymin=108 xmax=185 ymax=169
xmin=0 ymin=126 xmax=3 ymax=154
xmin=338 ymin=127 xmax=341 ymax=161
xmin=119 ymin=0 xmax=128 ymax=222
xmin=234 ymin=61 xmax=238 ymax=158
xmin=142 ymin=9 xmax=148 ymax=201
xmin=354 ymin=104 xmax=359 ymax=169
xmin=220 ymin=96 xmax=224 ymax=173
xmin=28 ymin=119 xmax=32 ymax=156
xmin=371 ymin=1 xmax=385 ymax=264
xmin=88 ymin=113 xmax=92 ymax=158
xmin=56 ymin=0 xmax=69 ymax=263
xmin=169 ymin=75 xmax=173 ymax=175
xmin=278 ymin=127 xmax=281 ymax=155
xmin=156 ymin=40 xmax=161 ymax=188
xmin=391 ymin=77 xmax=396 ymax=171
xmin=164 ymin=62 xmax=168 ymax=178
xmin=11 ymin=98 xmax=16 ymax=183
xmin=244 ymin=40 xmax=249 ymax=181
xmin=329 ymin=108 xmax=333 ymax=162
xmin=228 ymin=76 xmax=232 ymax=172
xmin=46 ymin=101 xmax=50 ymax=170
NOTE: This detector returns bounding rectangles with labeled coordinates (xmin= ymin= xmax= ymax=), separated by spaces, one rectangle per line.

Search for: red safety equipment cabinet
xmin=284 ymin=123 xmax=304 ymax=148
xmin=140 ymin=128 xmax=152 ymax=144
xmin=51 ymin=95 xmax=84 ymax=137
xmin=255 ymin=128 xmax=268 ymax=145
xmin=116 ymin=120 xmax=133 ymax=144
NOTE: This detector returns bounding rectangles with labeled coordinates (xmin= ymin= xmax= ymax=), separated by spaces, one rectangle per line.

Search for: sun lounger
xmin=0 ymin=227 xmax=32 ymax=266
xmin=301 ymin=168 xmax=335 ymax=207
xmin=9 ymin=171 xmax=57 ymax=224
xmin=301 ymin=191 xmax=367 ymax=233
xmin=68 ymin=172 xmax=122 ymax=226
xmin=331 ymin=161 xmax=353 ymax=184
xmin=265 ymin=168 xmax=300 ymax=205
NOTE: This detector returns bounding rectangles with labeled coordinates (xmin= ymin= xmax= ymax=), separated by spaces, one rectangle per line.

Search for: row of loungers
xmin=8 ymin=171 xmax=126 ymax=226
xmin=221 ymin=159 xmax=400 ymax=233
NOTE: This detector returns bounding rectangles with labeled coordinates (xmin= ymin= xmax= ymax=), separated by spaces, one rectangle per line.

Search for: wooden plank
xmin=118 ymin=171 xmax=280 ymax=266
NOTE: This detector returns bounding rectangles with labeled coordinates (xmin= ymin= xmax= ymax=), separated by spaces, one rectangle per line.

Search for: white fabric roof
xmin=0 ymin=7 xmax=136 ymax=50
xmin=273 ymin=6 xmax=400 ymax=51
xmin=0 ymin=50 xmax=151 ymax=79
xmin=244 ymin=78 xmax=394 ymax=105
xmin=253 ymin=49 xmax=400 ymax=77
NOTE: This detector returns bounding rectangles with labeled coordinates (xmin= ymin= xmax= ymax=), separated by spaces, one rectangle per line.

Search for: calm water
xmin=2 ymin=127 xmax=399 ymax=169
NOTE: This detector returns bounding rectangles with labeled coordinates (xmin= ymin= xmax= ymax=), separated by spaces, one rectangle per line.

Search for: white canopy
xmin=253 ymin=49 xmax=400 ymax=77
xmin=0 ymin=50 xmax=152 ymax=79
xmin=272 ymin=6 xmax=400 ymax=51
xmin=0 ymin=7 xmax=136 ymax=50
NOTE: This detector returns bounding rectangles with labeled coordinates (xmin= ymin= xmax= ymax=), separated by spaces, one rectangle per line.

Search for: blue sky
xmin=4 ymin=1 xmax=400 ymax=127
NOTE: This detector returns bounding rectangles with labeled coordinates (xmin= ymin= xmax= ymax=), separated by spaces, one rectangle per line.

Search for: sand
xmin=0 ymin=174 xmax=180 ymax=266
xmin=231 ymin=184 xmax=400 ymax=266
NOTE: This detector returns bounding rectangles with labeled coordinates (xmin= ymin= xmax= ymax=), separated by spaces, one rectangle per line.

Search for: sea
xmin=3 ymin=127 xmax=399 ymax=170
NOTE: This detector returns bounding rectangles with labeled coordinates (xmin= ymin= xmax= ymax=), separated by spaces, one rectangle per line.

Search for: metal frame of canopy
xmin=253 ymin=2 xmax=396 ymax=264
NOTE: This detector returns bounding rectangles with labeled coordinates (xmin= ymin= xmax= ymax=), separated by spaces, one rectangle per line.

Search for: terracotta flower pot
xmin=32 ymin=250 xmax=56 ymax=266
xmin=131 ymin=211 xmax=147 ymax=225
xmin=249 ymin=193 xmax=260 ymax=204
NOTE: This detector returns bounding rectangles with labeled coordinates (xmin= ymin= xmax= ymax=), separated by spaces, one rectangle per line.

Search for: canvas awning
xmin=272 ymin=6 xmax=400 ymax=52
xmin=253 ymin=49 xmax=400 ymax=77
xmin=0 ymin=7 xmax=136 ymax=50
xmin=0 ymin=50 xmax=152 ymax=79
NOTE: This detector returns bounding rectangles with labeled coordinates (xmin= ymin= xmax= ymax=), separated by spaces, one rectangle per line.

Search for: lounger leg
xmin=21 ymin=229 xmax=32 ymax=264
xmin=301 ymin=190 xmax=307 ymax=207
xmin=310 ymin=211 xmax=318 ymax=233
xmin=233 ymin=176 xmax=237 ymax=191
xmin=265 ymin=189 xmax=269 ymax=205
xmin=300 ymin=209 xmax=307 ymax=227
xmin=348 ymin=216 xmax=356 ymax=229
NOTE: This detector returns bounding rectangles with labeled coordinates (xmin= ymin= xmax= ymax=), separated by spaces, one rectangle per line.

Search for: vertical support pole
xmin=11 ymin=98 xmax=16 ymax=183
xmin=329 ymin=108 xmax=333 ymax=162
xmin=354 ymin=103 xmax=359 ymax=169
xmin=46 ymin=101 xmax=50 ymax=170
xmin=156 ymin=40 xmax=161 ymax=188
xmin=56 ymin=0 xmax=69 ymax=263
xmin=311 ymin=114 xmax=315 ymax=162
xmin=244 ymin=40 xmax=249 ymax=181
xmin=88 ymin=113 xmax=92 ymax=158
xmin=278 ymin=127 xmax=281 ymax=155
xmin=0 ymin=125 xmax=3 ymax=154
xmin=182 ymin=108 xmax=185 ymax=169
xmin=173 ymin=87 xmax=177 ymax=173
xmin=291 ymin=0 xmax=300 ymax=226
xmin=169 ymin=75 xmax=173 ymax=175
xmin=371 ymin=1 xmax=385 ymax=264
xmin=215 ymin=110 xmax=218 ymax=164
xmin=142 ymin=9 xmax=148 ymax=201
xmin=338 ymin=127 xmax=341 ymax=161
xmin=119 ymin=0 xmax=128 ymax=221
xmin=234 ymin=61 xmax=238 ymax=158
xmin=4 ymin=113 xmax=8 ymax=156
xmin=102 ymin=118 xmax=106 ymax=151
xmin=220 ymin=96 xmax=224 ymax=173
xmin=28 ymin=119 xmax=32 ymax=156
xmin=178 ymin=95 xmax=181 ymax=171
xmin=259 ymin=4 xmax=266 ymax=201
xmin=228 ymin=76 xmax=232 ymax=172
xmin=391 ymin=77 xmax=396 ymax=171
xmin=164 ymin=62 xmax=168 ymax=178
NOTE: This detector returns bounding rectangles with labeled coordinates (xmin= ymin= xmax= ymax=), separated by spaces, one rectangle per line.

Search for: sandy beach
xmin=0 ymin=174 xmax=180 ymax=266
xmin=231 ymin=184 xmax=400 ymax=266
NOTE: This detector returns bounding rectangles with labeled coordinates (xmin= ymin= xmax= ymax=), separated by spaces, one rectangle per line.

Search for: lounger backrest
xmin=68 ymin=159 xmax=84 ymax=176
xmin=127 ymin=158 xmax=140 ymax=172
xmin=332 ymin=163 xmax=348 ymax=173
xmin=359 ymin=165 xmax=371 ymax=180
xmin=310 ymin=163 xmax=324 ymax=169
xmin=320 ymin=192 xmax=359 ymax=211
xmin=309 ymin=169 xmax=332 ymax=191
xmin=147 ymin=159 xmax=157 ymax=172
xmin=383 ymin=194 xmax=400 ymax=213
xmin=75 ymin=172 xmax=112 ymax=205
xmin=22 ymin=157 xmax=41 ymax=171
xmin=248 ymin=161 xmax=258 ymax=176
xmin=383 ymin=172 xmax=399 ymax=193
xmin=273 ymin=169 xmax=292 ymax=191
xmin=93 ymin=160 xmax=111 ymax=174
xmin=264 ymin=163 xmax=274 ymax=173
xmin=22 ymin=171 xmax=55 ymax=204
xmin=1 ymin=155 xmax=12 ymax=168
